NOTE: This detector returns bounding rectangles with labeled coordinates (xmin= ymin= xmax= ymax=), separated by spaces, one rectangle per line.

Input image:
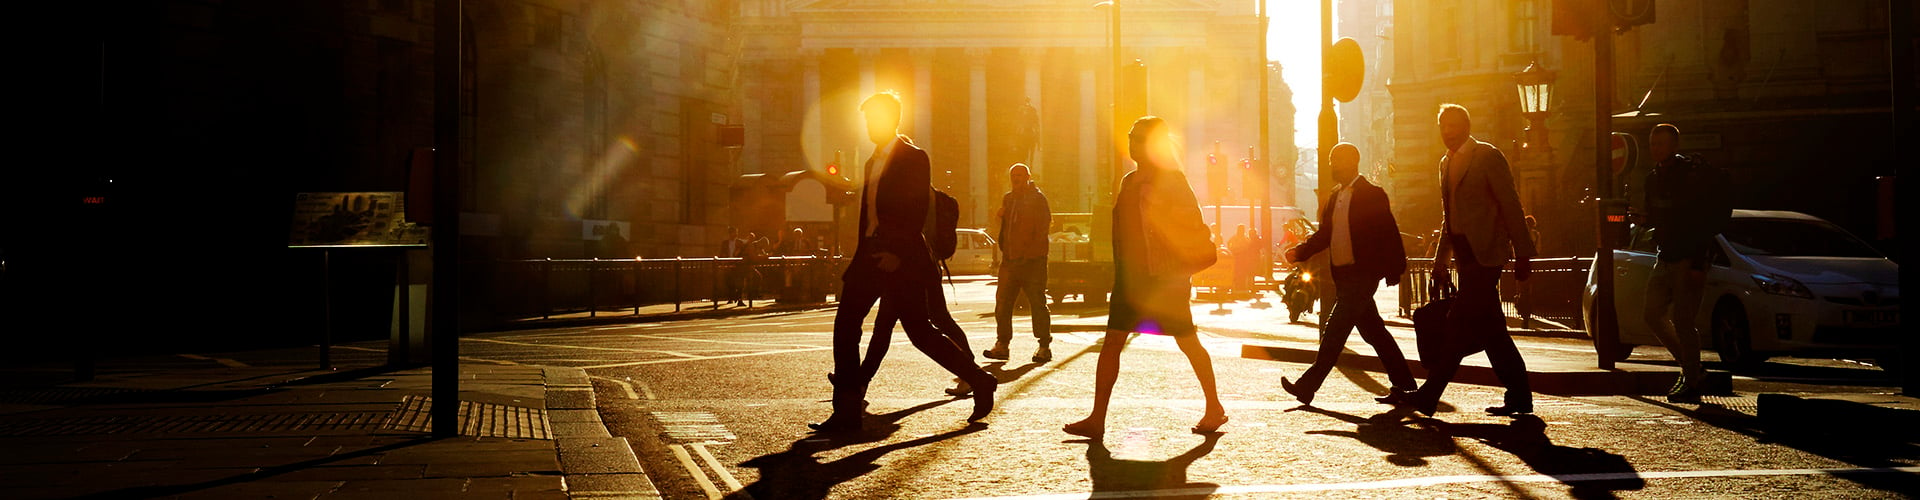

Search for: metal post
xmin=1317 ymin=0 xmax=1336 ymax=211
xmin=674 ymin=257 xmax=683 ymax=312
xmin=1889 ymin=0 xmax=1915 ymax=395
xmin=321 ymin=249 xmax=333 ymax=370
xmin=1257 ymin=0 xmax=1272 ymax=285
xmin=431 ymin=0 xmax=463 ymax=439
xmin=633 ymin=258 xmax=642 ymax=315
xmin=1111 ymin=0 xmax=1124 ymax=190
xmin=1591 ymin=0 xmax=1621 ymax=370
xmin=542 ymin=258 xmax=552 ymax=320
xmin=588 ymin=258 xmax=598 ymax=318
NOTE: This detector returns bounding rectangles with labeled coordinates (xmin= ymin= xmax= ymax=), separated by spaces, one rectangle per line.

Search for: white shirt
xmin=1330 ymin=175 xmax=1361 ymax=267
xmin=862 ymin=137 xmax=899 ymax=238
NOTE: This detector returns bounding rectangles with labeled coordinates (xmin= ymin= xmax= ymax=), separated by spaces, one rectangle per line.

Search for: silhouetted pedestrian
xmin=987 ymin=163 xmax=1053 ymax=363
xmin=812 ymin=91 xmax=997 ymax=433
xmin=1404 ymin=104 xmax=1538 ymax=417
xmin=1063 ymin=116 xmax=1227 ymax=438
xmin=1280 ymin=143 xmax=1417 ymax=406
xmin=1641 ymin=123 xmax=1731 ymax=403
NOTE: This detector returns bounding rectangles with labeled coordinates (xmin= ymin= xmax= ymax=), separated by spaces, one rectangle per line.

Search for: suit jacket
xmin=1295 ymin=175 xmax=1407 ymax=283
xmin=844 ymin=136 xmax=937 ymax=283
xmin=1438 ymin=138 xmax=1536 ymax=269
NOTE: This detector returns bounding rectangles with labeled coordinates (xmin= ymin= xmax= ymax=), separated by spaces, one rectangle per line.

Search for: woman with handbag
xmin=1063 ymin=116 xmax=1229 ymax=438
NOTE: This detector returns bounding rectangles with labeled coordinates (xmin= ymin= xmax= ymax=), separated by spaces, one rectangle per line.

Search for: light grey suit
xmin=1437 ymin=138 xmax=1536 ymax=268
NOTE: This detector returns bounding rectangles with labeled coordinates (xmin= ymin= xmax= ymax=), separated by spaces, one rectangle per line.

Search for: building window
xmin=1509 ymin=0 xmax=1538 ymax=53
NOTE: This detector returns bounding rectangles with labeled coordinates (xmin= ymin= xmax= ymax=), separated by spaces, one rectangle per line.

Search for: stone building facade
xmin=1389 ymin=0 xmax=1904 ymax=256
xmin=737 ymin=0 xmax=1271 ymax=239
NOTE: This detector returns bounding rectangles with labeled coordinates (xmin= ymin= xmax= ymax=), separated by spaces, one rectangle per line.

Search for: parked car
xmin=947 ymin=228 xmax=997 ymax=276
xmin=1583 ymin=210 xmax=1901 ymax=370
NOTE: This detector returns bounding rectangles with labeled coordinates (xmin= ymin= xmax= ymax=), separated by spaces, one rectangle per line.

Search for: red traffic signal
xmin=825 ymin=163 xmax=841 ymax=177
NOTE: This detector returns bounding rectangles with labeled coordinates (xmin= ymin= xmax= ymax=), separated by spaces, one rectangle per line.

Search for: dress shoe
xmin=1374 ymin=389 xmax=1415 ymax=405
xmin=1032 ymin=344 xmax=1053 ymax=363
xmin=968 ymin=377 xmax=998 ymax=422
xmin=944 ymin=379 xmax=973 ymax=397
xmin=1400 ymin=393 xmax=1439 ymax=417
xmin=1279 ymin=377 xmax=1314 ymax=406
xmin=982 ymin=344 xmax=1010 ymax=361
xmin=1485 ymin=403 xmax=1534 ymax=416
xmin=806 ymin=415 xmax=861 ymax=433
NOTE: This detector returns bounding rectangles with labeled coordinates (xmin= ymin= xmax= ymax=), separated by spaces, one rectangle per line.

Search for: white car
xmin=1584 ymin=210 xmax=1900 ymax=370
xmin=947 ymin=228 xmax=998 ymax=276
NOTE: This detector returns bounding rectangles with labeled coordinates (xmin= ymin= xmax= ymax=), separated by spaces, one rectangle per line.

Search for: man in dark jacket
xmin=1281 ymin=143 xmax=1416 ymax=405
xmin=987 ymin=163 xmax=1053 ymax=363
xmin=812 ymin=91 xmax=997 ymax=433
xmin=1641 ymin=123 xmax=1730 ymax=403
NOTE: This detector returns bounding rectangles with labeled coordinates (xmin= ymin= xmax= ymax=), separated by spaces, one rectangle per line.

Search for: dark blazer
xmin=844 ymin=136 xmax=937 ymax=284
xmin=1295 ymin=175 xmax=1407 ymax=283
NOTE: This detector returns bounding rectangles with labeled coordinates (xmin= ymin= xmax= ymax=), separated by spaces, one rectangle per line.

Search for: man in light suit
xmin=811 ymin=91 xmax=997 ymax=433
xmin=1405 ymin=104 xmax=1537 ymax=417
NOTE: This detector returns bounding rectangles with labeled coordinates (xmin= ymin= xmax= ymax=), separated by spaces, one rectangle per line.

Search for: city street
xmin=395 ymin=277 xmax=1914 ymax=499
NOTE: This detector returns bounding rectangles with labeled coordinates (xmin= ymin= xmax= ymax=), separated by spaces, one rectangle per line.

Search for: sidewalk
xmin=0 ymin=355 xmax=657 ymax=499
xmin=492 ymin=298 xmax=834 ymax=332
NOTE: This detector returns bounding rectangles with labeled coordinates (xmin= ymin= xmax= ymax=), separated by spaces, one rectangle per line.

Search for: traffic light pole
xmin=1318 ymin=0 xmax=1335 ymax=211
xmin=1591 ymin=0 xmax=1622 ymax=370
xmin=432 ymin=0 xmax=463 ymax=438
xmin=1257 ymin=0 xmax=1272 ymax=284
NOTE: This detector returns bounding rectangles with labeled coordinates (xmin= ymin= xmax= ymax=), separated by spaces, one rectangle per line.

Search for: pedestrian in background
xmin=987 ymin=163 xmax=1054 ymax=363
xmin=1228 ymin=224 xmax=1255 ymax=296
xmin=1404 ymin=103 xmax=1537 ymax=417
xmin=1281 ymin=142 xmax=1417 ymax=406
xmin=1063 ymin=116 xmax=1228 ymax=438
xmin=1640 ymin=123 xmax=1731 ymax=403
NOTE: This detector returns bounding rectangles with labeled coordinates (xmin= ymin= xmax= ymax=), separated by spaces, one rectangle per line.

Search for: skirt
xmin=1105 ymin=272 xmax=1197 ymax=337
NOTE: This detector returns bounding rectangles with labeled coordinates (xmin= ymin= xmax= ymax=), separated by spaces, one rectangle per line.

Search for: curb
xmin=545 ymin=367 xmax=662 ymax=500
xmin=485 ymin=302 xmax=833 ymax=333
xmin=1240 ymin=342 xmax=1732 ymax=397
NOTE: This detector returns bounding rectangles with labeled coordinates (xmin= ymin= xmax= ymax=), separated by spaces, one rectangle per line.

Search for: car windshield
xmin=1723 ymin=218 xmax=1883 ymax=258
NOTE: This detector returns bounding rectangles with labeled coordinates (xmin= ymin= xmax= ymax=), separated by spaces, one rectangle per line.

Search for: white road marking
xmin=691 ymin=442 xmax=746 ymax=493
xmin=667 ymin=444 xmax=723 ymax=499
xmin=942 ymin=466 xmax=1920 ymax=500
xmin=176 ymin=353 xmax=251 ymax=368
xmin=575 ymin=347 xmax=833 ymax=369
xmin=626 ymin=333 xmax=822 ymax=349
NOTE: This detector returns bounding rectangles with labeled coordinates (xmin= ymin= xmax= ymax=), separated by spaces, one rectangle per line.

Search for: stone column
xmin=801 ymin=48 xmax=823 ymax=169
xmin=856 ymin=48 xmax=880 ymax=168
xmin=1078 ymin=48 xmax=1098 ymax=212
xmin=911 ymin=48 xmax=934 ymax=150
xmin=1021 ymin=47 xmax=1044 ymax=176
xmin=966 ymin=47 xmax=990 ymax=225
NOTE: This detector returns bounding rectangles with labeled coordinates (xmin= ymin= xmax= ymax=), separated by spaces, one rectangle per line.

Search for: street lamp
xmin=1514 ymin=60 xmax=1556 ymax=151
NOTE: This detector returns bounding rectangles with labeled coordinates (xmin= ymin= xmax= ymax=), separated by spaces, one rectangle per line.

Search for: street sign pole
xmin=1592 ymin=0 xmax=1621 ymax=370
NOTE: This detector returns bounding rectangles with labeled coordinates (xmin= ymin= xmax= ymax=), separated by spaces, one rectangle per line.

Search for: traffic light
xmin=825 ymin=162 xmax=840 ymax=177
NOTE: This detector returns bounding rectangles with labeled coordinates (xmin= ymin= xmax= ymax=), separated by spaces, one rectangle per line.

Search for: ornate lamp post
xmin=1514 ymin=60 xmax=1556 ymax=153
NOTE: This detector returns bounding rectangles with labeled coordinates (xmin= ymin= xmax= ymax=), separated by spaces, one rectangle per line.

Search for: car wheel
xmin=1711 ymin=299 xmax=1767 ymax=372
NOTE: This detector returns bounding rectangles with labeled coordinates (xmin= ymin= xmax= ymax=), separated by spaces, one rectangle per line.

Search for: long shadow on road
xmin=1071 ymin=433 xmax=1223 ymax=498
xmin=728 ymin=399 xmax=984 ymax=500
xmin=1298 ymin=407 xmax=1644 ymax=500
xmin=1637 ymin=395 xmax=1920 ymax=496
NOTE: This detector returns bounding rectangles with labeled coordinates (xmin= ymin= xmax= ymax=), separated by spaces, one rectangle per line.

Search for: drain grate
xmin=0 ymin=411 xmax=390 ymax=436
xmin=382 ymin=395 xmax=552 ymax=439
xmin=651 ymin=411 xmax=734 ymax=443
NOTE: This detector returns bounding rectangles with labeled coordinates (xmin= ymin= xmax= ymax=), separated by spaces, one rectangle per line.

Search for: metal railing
xmin=478 ymin=255 xmax=841 ymax=320
xmin=1396 ymin=256 xmax=1591 ymax=330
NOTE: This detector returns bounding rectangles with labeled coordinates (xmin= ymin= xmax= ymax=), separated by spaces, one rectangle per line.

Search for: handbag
xmin=1413 ymin=278 xmax=1484 ymax=364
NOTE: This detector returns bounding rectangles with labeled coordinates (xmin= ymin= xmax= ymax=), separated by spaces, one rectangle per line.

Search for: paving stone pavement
xmin=0 ymin=359 xmax=659 ymax=499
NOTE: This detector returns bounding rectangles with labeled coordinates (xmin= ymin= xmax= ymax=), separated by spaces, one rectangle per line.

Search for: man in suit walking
xmin=1406 ymin=104 xmax=1538 ymax=417
xmin=1280 ymin=143 xmax=1416 ymax=405
xmin=812 ymin=91 xmax=997 ymax=433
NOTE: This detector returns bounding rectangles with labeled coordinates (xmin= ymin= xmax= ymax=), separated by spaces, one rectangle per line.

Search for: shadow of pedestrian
xmin=729 ymin=417 xmax=986 ymax=500
xmin=982 ymin=361 xmax=1046 ymax=384
xmin=1297 ymin=406 xmax=1458 ymax=467
xmin=1437 ymin=415 xmax=1644 ymax=500
xmin=1067 ymin=433 xmax=1222 ymax=498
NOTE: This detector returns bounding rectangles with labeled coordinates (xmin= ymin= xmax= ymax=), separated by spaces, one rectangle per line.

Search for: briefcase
xmin=1413 ymin=280 xmax=1484 ymax=363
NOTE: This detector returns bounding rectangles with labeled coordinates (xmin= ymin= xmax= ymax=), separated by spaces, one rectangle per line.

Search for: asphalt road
xmin=351 ymin=277 xmax=1916 ymax=498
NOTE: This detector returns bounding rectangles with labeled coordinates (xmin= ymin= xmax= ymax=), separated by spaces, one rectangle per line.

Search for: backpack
xmin=926 ymin=188 xmax=961 ymax=261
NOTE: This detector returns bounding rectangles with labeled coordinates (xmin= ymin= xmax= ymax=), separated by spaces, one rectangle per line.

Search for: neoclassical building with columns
xmin=739 ymin=0 xmax=1270 ymax=231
